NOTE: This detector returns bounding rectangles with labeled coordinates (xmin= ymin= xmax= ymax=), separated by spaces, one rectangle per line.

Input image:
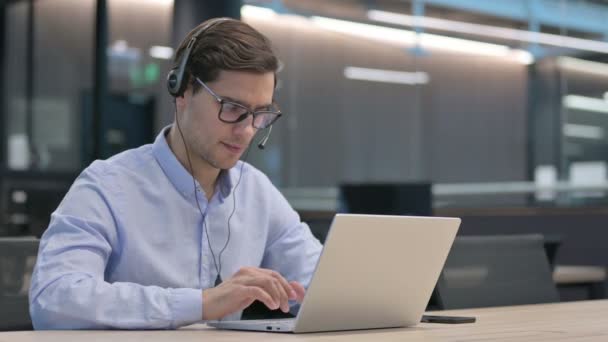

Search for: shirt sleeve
xmin=259 ymin=174 xmax=323 ymax=292
xmin=29 ymin=163 xmax=202 ymax=330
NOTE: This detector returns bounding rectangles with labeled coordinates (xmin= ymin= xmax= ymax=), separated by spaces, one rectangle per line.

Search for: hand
xmin=201 ymin=267 xmax=306 ymax=320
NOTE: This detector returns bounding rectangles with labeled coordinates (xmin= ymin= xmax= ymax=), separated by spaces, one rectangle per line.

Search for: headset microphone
xmin=257 ymin=125 xmax=273 ymax=150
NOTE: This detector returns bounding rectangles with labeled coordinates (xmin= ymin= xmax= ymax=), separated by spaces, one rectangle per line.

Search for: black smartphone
xmin=421 ymin=315 xmax=476 ymax=324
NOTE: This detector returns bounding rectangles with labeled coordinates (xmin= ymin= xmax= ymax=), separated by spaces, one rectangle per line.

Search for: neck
xmin=167 ymin=125 xmax=220 ymax=199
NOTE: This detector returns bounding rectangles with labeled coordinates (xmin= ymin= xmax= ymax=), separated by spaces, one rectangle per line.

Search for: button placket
xmin=200 ymin=216 xmax=214 ymax=289
xmin=194 ymin=193 xmax=212 ymax=289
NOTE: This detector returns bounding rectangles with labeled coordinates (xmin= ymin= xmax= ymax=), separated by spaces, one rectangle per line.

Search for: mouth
xmin=221 ymin=142 xmax=245 ymax=154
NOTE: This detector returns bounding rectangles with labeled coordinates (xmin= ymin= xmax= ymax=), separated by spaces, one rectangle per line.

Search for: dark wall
xmin=246 ymin=17 xmax=530 ymax=187
xmin=529 ymin=59 xmax=562 ymax=174
xmin=172 ymin=0 xmax=241 ymax=47
xmin=438 ymin=209 xmax=608 ymax=267
xmin=3 ymin=0 xmax=174 ymax=172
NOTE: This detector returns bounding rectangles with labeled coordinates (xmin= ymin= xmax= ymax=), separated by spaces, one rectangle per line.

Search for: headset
xmin=167 ymin=18 xmax=229 ymax=97
xmin=167 ymin=18 xmax=272 ymax=287
xmin=167 ymin=17 xmax=273 ymax=149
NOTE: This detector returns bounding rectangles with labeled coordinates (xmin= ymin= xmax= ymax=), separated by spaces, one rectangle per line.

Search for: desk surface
xmin=2 ymin=300 xmax=608 ymax=341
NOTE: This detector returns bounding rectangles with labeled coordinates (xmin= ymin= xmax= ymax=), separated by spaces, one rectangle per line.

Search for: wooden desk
xmin=2 ymin=300 xmax=608 ymax=341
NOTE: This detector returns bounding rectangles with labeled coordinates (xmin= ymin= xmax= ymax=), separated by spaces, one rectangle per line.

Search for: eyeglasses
xmin=195 ymin=77 xmax=282 ymax=129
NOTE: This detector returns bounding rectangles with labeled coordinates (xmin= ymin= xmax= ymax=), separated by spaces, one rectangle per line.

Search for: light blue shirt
xmin=29 ymin=126 xmax=322 ymax=330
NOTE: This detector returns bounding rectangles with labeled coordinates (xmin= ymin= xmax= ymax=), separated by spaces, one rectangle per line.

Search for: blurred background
xmin=1 ymin=0 xmax=608 ymax=314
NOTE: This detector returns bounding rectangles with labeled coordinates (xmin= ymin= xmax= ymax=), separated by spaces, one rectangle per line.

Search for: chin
xmin=202 ymin=149 xmax=240 ymax=170
xmin=216 ymin=157 xmax=241 ymax=170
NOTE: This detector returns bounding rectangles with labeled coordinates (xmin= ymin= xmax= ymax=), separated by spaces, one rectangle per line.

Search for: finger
xmin=264 ymin=276 xmax=289 ymax=312
xmin=260 ymin=270 xmax=293 ymax=312
xmin=260 ymin=268 xmax=297 ymax=301
xmin=289 ymin=281 xmax=306 ymax=303
xmin=275 ymin=279 xmax=290 ymax=313
xmin=247 ymin=275 xmax=282 ymax=310
xmin=239 ymin=268 xmax=291 ymax=312
xmin=236 ymin=273 xmax=282 ymax=310
xmin=243 ymin=286 xmax=278 ymax=311
xmin=269 ymin=278 xmax=289 ymax=313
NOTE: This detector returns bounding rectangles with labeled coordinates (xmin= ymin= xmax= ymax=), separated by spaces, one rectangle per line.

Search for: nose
xmin=232 ymin=114 xmax=257 ymax=137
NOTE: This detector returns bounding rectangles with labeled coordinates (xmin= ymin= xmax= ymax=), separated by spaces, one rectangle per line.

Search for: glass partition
xmin=241 ymin=0 xmax=608 ymax=209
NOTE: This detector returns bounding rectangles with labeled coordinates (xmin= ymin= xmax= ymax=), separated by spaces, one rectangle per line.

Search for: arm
xmin=260 ymin=177 xmax=323 ymax=294
xmin=29 ymin=165 xmax=202 ymax=330
xmin=196 ymin=170 xmax=322 ymax=320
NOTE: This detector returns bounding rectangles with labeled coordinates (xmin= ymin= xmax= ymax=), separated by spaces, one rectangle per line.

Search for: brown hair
xmin=173 ymin=18 xmax=278 ymax=94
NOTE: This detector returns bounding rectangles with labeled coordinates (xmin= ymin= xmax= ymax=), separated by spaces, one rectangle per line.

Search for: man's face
xmin=176 ymin=70 xmax=275 ymax=170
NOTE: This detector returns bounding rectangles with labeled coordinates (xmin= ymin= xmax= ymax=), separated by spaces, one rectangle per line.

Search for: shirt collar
xmin=152 ymin=125 xmax=236 ymax=202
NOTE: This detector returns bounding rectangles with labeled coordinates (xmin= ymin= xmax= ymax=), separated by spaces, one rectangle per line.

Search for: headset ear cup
xmin=167 ymin=18 xmax=233 ymax=98
xmin=167 ymin=69 xmax=179 ymax=96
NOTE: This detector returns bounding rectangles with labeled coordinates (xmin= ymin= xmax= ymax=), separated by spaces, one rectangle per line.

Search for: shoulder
xmin=227 ymin=161 xmax=292 ymax=212
xmin=57 ymin=144 xmax=159 ymax=217
xmin=84 ymin=144 xmax=156 ymax=184
xmin=231 ymin=160 xmax=275 ymax=189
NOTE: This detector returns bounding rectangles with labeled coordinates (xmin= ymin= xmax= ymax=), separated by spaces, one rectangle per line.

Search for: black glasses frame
xmin=195 ymin=77 xmax=282 ymax=129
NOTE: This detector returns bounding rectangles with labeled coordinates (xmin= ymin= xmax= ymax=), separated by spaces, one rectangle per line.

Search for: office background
xmin=4 ymin=1 xmax=608 ymax=195
xmin=1 ymin=0 xmax=608 ymax=318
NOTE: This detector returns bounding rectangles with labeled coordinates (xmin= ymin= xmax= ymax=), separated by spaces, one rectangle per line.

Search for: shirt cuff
xmin=168 ymin=288 xmax=203 ymax=328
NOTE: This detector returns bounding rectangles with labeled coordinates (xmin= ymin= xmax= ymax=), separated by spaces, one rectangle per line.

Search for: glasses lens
xmin=220 ymin=102 xmax=249 ymax=122
xmin=253 ymin=112 xmax=280 ymax=129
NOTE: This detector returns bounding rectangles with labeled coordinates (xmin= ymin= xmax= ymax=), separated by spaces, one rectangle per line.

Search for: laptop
xmin=208 ymin=214 xmax=460 ymax=333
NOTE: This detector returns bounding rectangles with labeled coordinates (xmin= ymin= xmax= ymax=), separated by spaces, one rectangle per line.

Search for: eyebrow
xmin=221 ymin=95 xmax=274 ymax=111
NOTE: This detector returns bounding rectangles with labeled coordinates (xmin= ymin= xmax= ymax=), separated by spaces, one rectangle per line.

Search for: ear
xmin=175 ymin=82 xmax=193 ymax=112
xmin=175 ymin=94 xmax=187 ymax=112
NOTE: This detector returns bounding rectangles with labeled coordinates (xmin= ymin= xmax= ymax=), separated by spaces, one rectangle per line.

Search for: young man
xmin=29 ymin=18 xmax=322 ymax=329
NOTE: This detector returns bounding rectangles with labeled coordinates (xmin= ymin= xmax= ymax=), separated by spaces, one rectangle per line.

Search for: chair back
xmin=436 ymin=234 xmax=559 ymax=309
xmin=0 ymin=237 xmax=40 ymax=330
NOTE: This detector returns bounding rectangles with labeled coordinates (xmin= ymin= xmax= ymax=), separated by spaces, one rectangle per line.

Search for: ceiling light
xmin=241 ymin=5 xmax=533 ymax=64
xmin=557 ymin=57 xmax=608 ymax=78
xmin=310 ymin=16 xmax=532 ymax=63
xmin=344 ymin=67 xmax=429 ymax=85
xmin=149 ymin=46 xmax=173 ymax=60
xmin=563 ymin=95 xmax=608 ymax=114
xmin=563 ymin=123 xmax=604 ymax=140
xmin=369 ymin=9 xmax=608 ymax=55
xmin=241 ymin=4 xmax=277 ymax=19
